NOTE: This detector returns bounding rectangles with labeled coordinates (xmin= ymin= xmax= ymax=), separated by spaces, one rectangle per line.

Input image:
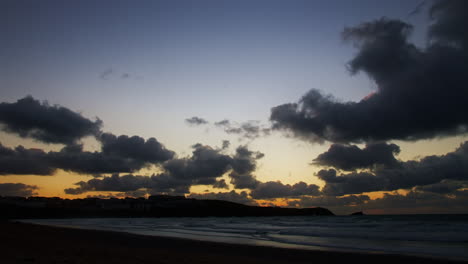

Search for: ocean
xmin=21 ymin=214 xmax=468 ymax=261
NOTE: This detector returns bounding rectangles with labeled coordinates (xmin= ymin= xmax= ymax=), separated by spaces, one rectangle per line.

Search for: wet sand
xmin=1 ymin=221 xmax=466 ymax=264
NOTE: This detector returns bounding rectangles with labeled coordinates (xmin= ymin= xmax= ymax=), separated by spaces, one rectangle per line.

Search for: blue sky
xmin=2 ymin=0 xmax=467 ymax=214
xmin=2 ymin=0 xmax=427 ymax=147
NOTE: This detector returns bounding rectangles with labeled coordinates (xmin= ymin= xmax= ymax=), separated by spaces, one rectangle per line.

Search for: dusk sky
xmin=1 ymin=0 xmax=467 ymax=214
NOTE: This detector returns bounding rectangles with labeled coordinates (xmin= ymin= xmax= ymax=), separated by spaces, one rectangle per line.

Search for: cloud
xmin=50 ymin=135 xmax=174 ymax=175
xmin=212 ymin=179 xmax=229 ymax=189
xmin=313 ymin=142 xmax=400 ymax=170
xmin=271 ymin=1 xmax=468 ymax=143
xmin=0 ymin=143 xmax=54 ymax=175
xmin=221 ymin=140 xmax=230 ymax=150
xmin=250 ymin=181 xmax=320 ymax=199
xmin=188 ymin=190 xmax=256 ymax=206
xmin=215 ymin=119 xmax=271 ymax=140
xmin=0 ymin=96 xmax=102 ymax=144
xmin=0 ymin=183 xmax=38 ymax=197
xmin=185 ymin=116 xmax=209 ymax=126
xmin=100 ymin=68 xmax=133 ymax=80
xmin=64 ymin=174 xmax=153 ymax=194
xmin=64 ymin=143 xmax=264 ymax=195
xmin=318 ymin=141 xmax=468 ymax=196
xmin=49 ymin=144 xmax=151 ymax=174
xmin=408 ymin=1 xmax=427 ymax=16
xmin=162 ymin=144 xmax=232 ymax=187
xmin=99 ymin=68 xmax=113 ymax=79
xmin=289 ymin=188 xmax=468 ymax=214
xmin=229 ymin=146 xmax=263 ymax=189
xmin=0 ymin=133 xmax=175 ymax=176
xmin=364 ymin=189 xmax=468 ymax=214
xmin=99 ymin=133 xmax=175 ymax=163
xmin=413 ymin=179 xmax=468 ymax=194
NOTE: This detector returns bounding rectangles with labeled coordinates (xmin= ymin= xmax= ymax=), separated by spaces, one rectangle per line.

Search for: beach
xmin=1 ymin=221 xmax=466 ymax=264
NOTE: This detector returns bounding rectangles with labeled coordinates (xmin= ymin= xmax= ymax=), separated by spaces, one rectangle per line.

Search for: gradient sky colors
xmin=1 ymin=0 xmax=468 ymax=214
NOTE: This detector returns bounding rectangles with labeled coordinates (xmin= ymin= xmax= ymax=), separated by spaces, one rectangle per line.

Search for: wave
xmin=20 ymin=215 xmax=468 ymax=260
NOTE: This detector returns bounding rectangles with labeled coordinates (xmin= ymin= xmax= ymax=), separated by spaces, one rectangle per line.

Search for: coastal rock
xmin=350 ymin=211 xmax=364 ymax=216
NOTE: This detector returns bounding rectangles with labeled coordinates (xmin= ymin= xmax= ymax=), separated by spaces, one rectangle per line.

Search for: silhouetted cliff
xmin=0 ymin=195 xmax=334 ymax=219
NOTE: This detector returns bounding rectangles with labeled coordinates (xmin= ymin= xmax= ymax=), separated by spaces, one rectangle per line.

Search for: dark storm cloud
xmin=250 ymin=181 xmax=320 ymax=199
xmin=215 ymin=119 xmax=271 ymax=140
xmin=187 ymin=191 xmax=256 ymax=206
xmin=0 ymin=143 xmax=54 ymax=175
xmin=185 ymin=116 xmax=209 ymax=126
xmin=0 ymin=96 xmax=102 ymax=144
xmin=314 ymin=142 xmax=400 ymax=170
xmin=429 ymin=0 xmax=468 ymax=47
xmin=318 ymin=141 xmax=468 ymax=196
xmin=0 ymin=183 xmax=38 ymax=197
xmin=271 ymin=1 xmax=468 ymax=143
xmin=99 ymin=133 xmax=174 ymax=163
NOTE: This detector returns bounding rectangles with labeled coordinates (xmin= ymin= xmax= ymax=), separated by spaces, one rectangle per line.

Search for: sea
xmin=20 ymin=214 xmax=468 ymax=261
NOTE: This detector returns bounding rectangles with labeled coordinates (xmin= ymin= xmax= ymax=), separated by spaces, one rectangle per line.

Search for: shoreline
xmin=2 ymin=220 xmax=467 ymax=264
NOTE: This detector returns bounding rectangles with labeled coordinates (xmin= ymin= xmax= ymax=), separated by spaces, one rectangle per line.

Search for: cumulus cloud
xmin=158 ymin=143 xmax=233 ymax=191
xmin=99 ymin=133 xmax=174 ymax=163
xmin=0 ymin=96 xmax=102 ymax=144
xmin=64 ymin=174 xmax=152 ymax=194
xmin=185 ymin=116 xmax=209 ymax=126
xmin=0 ymin=183 xmax=39 ymax=197
xmin=0 ymin=133 xmax=175 ymax=176
xmin=271 ymin=1 xmax=468 ymax=143
xmin=229 ymin=146 xmax=263 ymax=189
xmin=49 ymin=144 xmax=151 ymax=174
xmin=318 ymin=141 xmax=468 ymax=196
xmin=0 ymin=143 xmax=54 ymax=175
xmin=250 ymin=181 xmax=320 ymax=199
xmin=65 ymin=143 xmax=264 ymax=195
xmin=314 ymin=142 xmax=400 ymax=170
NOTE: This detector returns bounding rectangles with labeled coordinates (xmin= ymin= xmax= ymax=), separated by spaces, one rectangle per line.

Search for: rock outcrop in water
xmin=0 ymin=195 xmax=334 ymax=219
xmin=350 ymin=211 xmax=364 ymax=216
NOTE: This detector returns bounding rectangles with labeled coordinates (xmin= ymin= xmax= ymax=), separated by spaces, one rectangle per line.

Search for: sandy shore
xmin=1 ymin=220 xmax=466 ymax=264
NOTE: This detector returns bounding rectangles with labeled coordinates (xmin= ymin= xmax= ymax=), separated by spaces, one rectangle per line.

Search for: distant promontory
xmin=0 ymin=195 xmax=334 ymax=219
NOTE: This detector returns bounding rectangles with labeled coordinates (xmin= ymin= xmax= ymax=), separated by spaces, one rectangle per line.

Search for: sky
xmin=1 ymin=0 xmax=468 ymax=214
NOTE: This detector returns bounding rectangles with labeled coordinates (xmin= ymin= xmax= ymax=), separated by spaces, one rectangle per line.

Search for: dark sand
xmin=1 ymin=221 xmax=466 ymax=264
